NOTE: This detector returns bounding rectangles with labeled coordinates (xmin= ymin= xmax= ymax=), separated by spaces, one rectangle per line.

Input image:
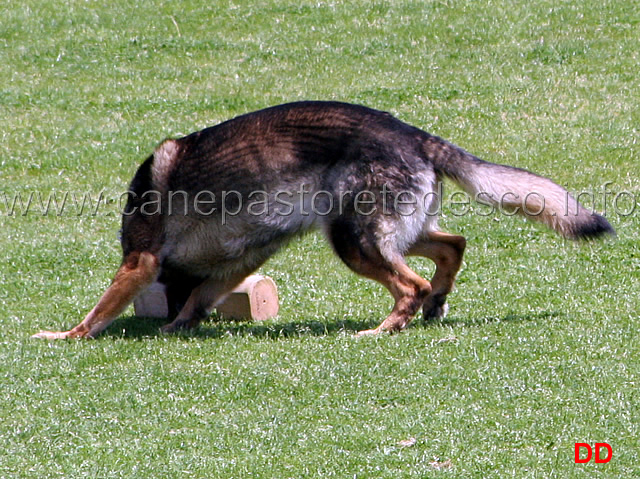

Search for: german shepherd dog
xmin=34 ymin=101 xmax=613 ymax=339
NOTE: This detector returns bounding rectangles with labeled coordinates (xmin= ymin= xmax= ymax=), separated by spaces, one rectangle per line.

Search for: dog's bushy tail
xmin=422 ymin=135 xmax=614 ymax=240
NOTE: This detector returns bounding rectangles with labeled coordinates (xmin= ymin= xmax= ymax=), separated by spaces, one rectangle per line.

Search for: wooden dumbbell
xmin=133 ymin=275 xmax=279 ymax=321
xmin=215 ymin=275 xmax=279 ymax=321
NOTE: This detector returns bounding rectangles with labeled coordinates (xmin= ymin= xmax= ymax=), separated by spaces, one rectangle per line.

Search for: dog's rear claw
xmin=423 ymin=297 xmax=449 ymax=321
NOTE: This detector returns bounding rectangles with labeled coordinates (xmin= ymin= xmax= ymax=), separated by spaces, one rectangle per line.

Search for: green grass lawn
xmin=1 ymin=0 xmax=639 ymax=477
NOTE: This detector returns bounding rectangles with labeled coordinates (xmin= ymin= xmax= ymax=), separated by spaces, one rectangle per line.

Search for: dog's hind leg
xmin=354 ymin=259 xmax=432 ymax=336
xmin=33 ymin=251 xmax=159 ymax=339
xmin=408 ymin=231 xmax=466 ymax=321
xmin=328 ymin=221 xmax=432 ymax=335
xmin=160 ymin=271 xmax=249 ymax=333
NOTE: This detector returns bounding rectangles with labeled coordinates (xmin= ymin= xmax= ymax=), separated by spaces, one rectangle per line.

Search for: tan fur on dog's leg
xmin=408 ymin=231 xmax=466 ymax=320
xmin=327 ymin=221 xmax=432 ymax=336
xmin=33 ymin=252 xmax=159 ymax=339
xmin=355 ymin=261 xmax=432 ymax=336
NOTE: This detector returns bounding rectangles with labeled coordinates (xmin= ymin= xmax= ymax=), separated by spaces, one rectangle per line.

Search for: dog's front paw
xmin=160 ymin=318 xmax=200 ymax=334
xmin=355 ymin=327 xmax=384 ymax=337
xmin=422 ymin=295 xmax=449 ymax=321
xmin=32 ymin=330 xmax=78 ymax=340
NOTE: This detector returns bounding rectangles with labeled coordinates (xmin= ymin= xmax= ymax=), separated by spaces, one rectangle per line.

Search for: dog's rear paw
xmin=423 ymin=295 xmax=449 ymax=321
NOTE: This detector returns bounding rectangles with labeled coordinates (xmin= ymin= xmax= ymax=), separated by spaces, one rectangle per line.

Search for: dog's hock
xmin=134 ymin=275 xmax=279 ymax=321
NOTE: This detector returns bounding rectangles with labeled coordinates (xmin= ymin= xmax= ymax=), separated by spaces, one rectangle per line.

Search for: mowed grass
xmin=1 ymin=0 xmax=639 ymax=477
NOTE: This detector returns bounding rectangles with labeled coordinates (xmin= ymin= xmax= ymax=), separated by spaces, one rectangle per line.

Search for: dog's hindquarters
xmin=315 ymin=146 xmax=447 ymax=334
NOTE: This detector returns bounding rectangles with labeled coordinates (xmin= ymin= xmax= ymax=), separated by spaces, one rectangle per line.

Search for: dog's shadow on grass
xmin=104 ymin=315 xmax=378 ymax=340
xmin=103 ymin=310 xmax=561 ymax=340
xmin=437 ymin=310 xmax=561 ymax=328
